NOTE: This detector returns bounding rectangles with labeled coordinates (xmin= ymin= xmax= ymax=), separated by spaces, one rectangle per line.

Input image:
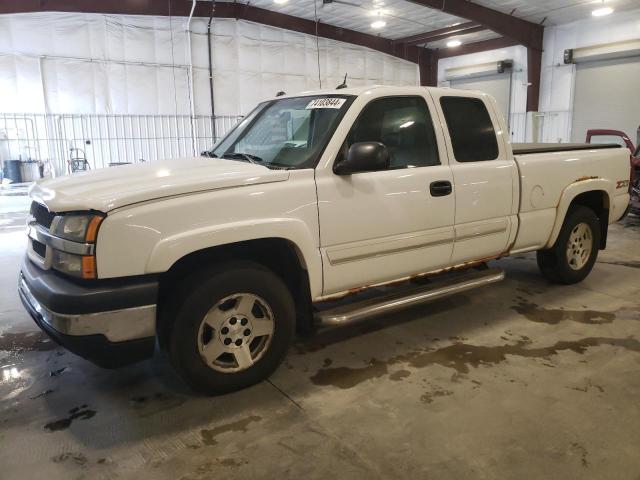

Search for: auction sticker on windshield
xmin=306 ymin=98 xmax=346 ymax=109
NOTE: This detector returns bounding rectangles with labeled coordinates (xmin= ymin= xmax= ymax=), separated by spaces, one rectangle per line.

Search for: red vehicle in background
xmin=586 ymin=129 xmax=640 ymax=215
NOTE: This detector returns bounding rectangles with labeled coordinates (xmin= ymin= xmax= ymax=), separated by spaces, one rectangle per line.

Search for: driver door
xmin=315 ymin=93 xmax=455 ymax=296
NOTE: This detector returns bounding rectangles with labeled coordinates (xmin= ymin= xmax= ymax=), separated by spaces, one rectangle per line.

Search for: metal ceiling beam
xmin=1 ymin=0 xmax=428 ymax=64
xmin=207 ymin=2 xmax=425 ymax=62
xmin=395 ymin=22 xmax=485 ymax=46
xmin=435 ymin=36 xmax=519 ymax=59
xmin=404 ymin=0 xmax=543 ymax=51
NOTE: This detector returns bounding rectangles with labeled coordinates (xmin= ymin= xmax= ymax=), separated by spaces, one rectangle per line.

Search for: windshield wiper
xmin=222 ymin=152 xmax=264 ymax=164
xmin=200 ymin=150 xmax=218 ymax=158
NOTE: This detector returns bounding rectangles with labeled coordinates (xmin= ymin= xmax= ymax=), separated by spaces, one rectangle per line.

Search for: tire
xmin=536 ymin=206 xmax=601 ymax=285
xmin=168 ymin=261 xmax=295 ymax=395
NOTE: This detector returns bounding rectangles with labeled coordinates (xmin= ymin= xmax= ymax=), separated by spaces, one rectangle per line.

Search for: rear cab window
xmin=440 ymin=96 xmax=499 ymax=162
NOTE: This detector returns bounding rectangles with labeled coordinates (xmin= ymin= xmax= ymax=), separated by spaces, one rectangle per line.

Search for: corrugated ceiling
xmin=224 ymin=0 xmax=640 ymax=46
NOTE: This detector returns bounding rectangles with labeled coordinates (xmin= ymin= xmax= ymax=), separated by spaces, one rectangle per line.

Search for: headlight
xmin=52 ymin=213 xmax=104 ymax=243
xmin=51 ymin=250 xmax=96 ymax=279
xmin=50 ymin=213 xmax=103 ymax=279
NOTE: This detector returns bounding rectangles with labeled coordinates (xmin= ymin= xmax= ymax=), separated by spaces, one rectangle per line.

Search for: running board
xmin=315 ymin=267 xmax=505 ymax=327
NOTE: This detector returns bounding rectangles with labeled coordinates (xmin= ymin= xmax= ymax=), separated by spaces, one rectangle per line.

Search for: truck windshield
xmin=209 ymin=95 xmax=353 ymax=169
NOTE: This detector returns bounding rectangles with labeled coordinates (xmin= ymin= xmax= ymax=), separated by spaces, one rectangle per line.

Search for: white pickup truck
xmin=19 ymin=86 xmax=631 ymax=394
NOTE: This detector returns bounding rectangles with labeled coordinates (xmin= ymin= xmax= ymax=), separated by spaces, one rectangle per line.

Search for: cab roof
xmin=271 ymin=84 xmax=485 ymax=101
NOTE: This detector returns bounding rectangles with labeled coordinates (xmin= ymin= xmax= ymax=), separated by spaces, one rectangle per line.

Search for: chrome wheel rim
xmin=566 ymin=222 xmax=593 ymax=271
xmin=197 ymin=293 xmax=275 ymax=373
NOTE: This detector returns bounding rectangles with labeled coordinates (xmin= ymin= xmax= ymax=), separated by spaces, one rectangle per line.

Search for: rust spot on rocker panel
xmin=316 ymin=257 xmax=504 ymax=303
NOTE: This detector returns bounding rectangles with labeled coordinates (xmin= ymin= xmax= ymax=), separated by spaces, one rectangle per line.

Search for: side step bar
xmin=315 ymin=267 xmax=505 ymax=327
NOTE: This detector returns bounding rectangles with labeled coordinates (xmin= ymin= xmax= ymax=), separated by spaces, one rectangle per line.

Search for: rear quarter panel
xmin=512 ymin=147 xmax=630 ymax=252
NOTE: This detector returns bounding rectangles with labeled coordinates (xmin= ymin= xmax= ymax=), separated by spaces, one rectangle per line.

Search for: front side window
xmin=345 ymin=96 xmax=440 ymax=169
xmin=212 ymin=95 xmax=353 ymax=169
xmin=440 ymin=96 xmax=499 ymax=162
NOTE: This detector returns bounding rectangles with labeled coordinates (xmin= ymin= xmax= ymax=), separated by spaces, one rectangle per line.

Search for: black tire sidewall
xmin=169 ymin=262 xmax=295 ymax=395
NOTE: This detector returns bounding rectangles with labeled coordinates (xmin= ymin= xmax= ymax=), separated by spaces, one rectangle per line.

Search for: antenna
xmin=336 ymin=73 xmax=348 ymax=90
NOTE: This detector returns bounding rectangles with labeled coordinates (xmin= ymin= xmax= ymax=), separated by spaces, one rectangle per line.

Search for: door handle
xmin=430 ymin=180 xmax=452 ymax=197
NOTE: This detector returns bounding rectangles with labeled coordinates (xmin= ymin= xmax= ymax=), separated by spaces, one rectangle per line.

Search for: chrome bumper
xmin=18 ymin=274 xmax=156 ymax=343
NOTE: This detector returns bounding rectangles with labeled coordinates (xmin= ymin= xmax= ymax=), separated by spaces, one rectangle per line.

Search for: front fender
xmin=146 ymin=218 xmax=323 ymax=297
xmin=545 ymin=178 xmax=612 ymax=248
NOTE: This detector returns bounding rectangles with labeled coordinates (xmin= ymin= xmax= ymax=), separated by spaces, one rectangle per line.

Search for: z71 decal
xmin=616 ymin=180 xmax=630 ymax=189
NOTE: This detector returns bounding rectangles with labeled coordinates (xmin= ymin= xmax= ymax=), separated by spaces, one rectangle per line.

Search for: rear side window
xmin=440 ymin=96 xmax=499 ymax=162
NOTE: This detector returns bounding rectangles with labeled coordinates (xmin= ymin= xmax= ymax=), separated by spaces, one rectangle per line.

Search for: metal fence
xmin=0 ymin=113 xmax=242 ymax=177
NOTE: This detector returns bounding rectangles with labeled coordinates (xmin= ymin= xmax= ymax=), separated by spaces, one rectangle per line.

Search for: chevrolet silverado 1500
xmin=19 ymin=86 xmax=631 ymax=394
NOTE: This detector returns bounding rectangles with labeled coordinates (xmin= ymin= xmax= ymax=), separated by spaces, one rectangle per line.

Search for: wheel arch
xmin=546 ymin=180 xmax=611 ymax=249
xmin=156 ymin=237 xmax=315 ymax=348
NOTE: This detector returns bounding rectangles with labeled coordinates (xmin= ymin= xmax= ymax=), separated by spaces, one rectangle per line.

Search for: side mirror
xmin=334 ymin=142 xmax=390 ymax=175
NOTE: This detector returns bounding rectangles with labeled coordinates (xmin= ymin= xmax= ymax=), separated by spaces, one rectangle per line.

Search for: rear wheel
xmin=168 ymin=261 xmax=295 ymax=395
xmin=536 ymin=206 xmax=601 ymax=284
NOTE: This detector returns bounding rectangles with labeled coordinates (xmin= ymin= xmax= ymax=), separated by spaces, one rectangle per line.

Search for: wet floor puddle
xmin=511 ymin=298 xmax=616 ymax=325
xmin=0 ymin=331 xmax=56 ymax=353
xmin=44 ymin=404 xmax=96 ymax=432
xmin=200 ymin=415 xmax=262 ymax=446
xmin=310 ymin=336 xmax=640 ymax=388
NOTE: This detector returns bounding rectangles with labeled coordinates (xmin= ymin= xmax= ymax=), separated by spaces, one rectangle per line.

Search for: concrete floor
xmin=1 ymin=197 xmax=640 ymax=479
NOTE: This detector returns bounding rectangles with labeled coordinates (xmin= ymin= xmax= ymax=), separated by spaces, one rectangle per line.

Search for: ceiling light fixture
xmin=371 ymin=20 xmax=386 ymax=29
xmin=592 ymin=6 xmax=614 ymax=16
xmin=447 ymin=40 xmax=462 ymax=48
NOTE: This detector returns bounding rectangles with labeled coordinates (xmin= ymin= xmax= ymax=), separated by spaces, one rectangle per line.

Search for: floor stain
xmin=571 ymin=442 xmax=589 ymax=468
xmin=310 ymin=337 xmax=640 ymax=386
xmin=597 ymin=260 xmax=640 ymax=269
xmin=420 ymin=387 xmax=453 ymax=404
xmin=44 ymin=405 xmax=96 ymax=432
xmin=29 ymin=388 xmax=55 ymax=400
xmin=0 ymin=331 xmax=55 ymax=353
xmin=129 ymin=392 xmax=186 ymax=417
xmin=200 ymin=416 xmax=262 ymax=446
xmin=51 ymin=452 xmax=88 ymax=467
xmin=50 ymin=367 xmax=67 ymax=377
xmin=512 ymin=299 xmax=615 ymax=325
xmin=393 ymin=337 xmax=640 ymax=374
xmin=196 ymin=457 xmax=249 ymax=472
xmin=389 ymin=369 xmax=411 ymax=382
xmin=570 ymin=379 xmax=605 ymax=394
xmin=310 ymin=359 xmax=388 ymax=389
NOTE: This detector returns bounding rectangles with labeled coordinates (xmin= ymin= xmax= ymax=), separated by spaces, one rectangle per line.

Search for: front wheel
xmin=168 ymin=261 xmax=295 ymax=395
xmin=536 ymin=206 xmax=601 ymax=284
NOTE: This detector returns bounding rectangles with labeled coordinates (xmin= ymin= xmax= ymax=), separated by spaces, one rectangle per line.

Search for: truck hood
xmin=30 ymin=157 xmax=290 ymax=213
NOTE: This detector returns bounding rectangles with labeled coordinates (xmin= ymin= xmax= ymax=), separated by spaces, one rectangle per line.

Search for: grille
xmin=30 ymin=202 xmax=55 ymax=229
xmin=32 ymin=239 xmax=46 ymax=258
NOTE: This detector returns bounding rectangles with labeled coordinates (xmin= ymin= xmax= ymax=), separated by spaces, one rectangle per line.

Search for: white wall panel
xmin=437 ymin=45 xmax=528 ymax=142
xmin=437 ymin=7 xmax=640 ymax=144
xmin=571 ymin=56 xmax=640 ymax=143
xmin=539 ymin=8 xmax=640 ymax=143
xmin=0 ymin=54 xmax=45 ymax=112
xmin=0 ymin=12 xmax=418 ymax=117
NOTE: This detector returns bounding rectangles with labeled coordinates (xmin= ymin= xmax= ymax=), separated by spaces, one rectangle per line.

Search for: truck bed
xmin=512 ymin=143 xmax=622 ymax=155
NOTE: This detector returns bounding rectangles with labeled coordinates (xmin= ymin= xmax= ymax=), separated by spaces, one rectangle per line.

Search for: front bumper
xmin=18 ymin=259 xmax=158 ymax=368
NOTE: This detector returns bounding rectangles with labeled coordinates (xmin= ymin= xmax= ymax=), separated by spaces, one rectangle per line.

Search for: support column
xmin=527 ymin=47 xmax=542 ymax=112
xmin=419 ymin=48 xmax=438 ymax=87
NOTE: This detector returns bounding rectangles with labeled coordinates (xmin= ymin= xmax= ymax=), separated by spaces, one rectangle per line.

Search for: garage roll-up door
xmin=571 ymin=56 xmax=640 ymax=144
xmin=449 ymin=72 xmax=512 ymax=126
